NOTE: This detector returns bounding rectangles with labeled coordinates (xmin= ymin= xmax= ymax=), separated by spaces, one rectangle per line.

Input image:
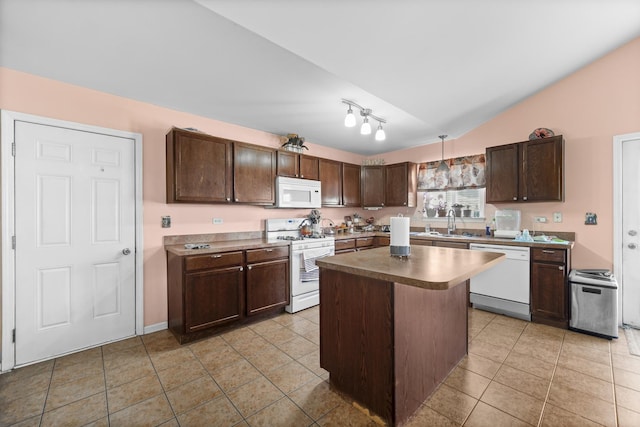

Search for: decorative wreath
xmin=528 ymin=128 xmax=555 ymax=140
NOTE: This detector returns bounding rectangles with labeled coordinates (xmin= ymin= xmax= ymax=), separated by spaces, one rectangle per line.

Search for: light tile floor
xmin=1 ymin=307 xmax=639 ymax=426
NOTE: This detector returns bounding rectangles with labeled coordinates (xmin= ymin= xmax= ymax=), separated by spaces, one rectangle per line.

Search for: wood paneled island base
xmin=317 ymin=246 xmax=504 ymax=426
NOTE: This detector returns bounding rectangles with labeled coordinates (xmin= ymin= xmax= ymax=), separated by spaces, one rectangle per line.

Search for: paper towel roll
xmin=390 ymin=216 xmax=410 ymax=256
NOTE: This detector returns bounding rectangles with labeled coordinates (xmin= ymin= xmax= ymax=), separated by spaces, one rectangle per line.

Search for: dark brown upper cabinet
xmin=276 ymin=150 xmax=300 ymax=178
xmin=233 ymin=142 xmax=276 ymax=204
xmin=385 ymin=162 xmax=417 ymax=207
xmin=319 ymin=158 xmax=343 ymax=206
xmin=166 ymin=127 xmax=275 ymax=205
xmin=486 ymin=135 xmax=564 ymax=203
xmin=166 ymin=127 xmax=233 ymax=203
xmin=342 ymin=163 xmax=362 ymax=207
xmin=299 ymin=155 xmax=320 ymax=180
xmin=361 ymin=165 xmax=386 ymax=208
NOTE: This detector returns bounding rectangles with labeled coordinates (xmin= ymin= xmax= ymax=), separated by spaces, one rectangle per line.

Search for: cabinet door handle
xmin=559 ymin=266 xmax=564 ymax=271
xmin=265 ymin=249 xmax=273 ymax=252
xmin=211 ymin=254 xmax=222 ymax=258
xmin=542 ymin=250 xmax=555 ymax=254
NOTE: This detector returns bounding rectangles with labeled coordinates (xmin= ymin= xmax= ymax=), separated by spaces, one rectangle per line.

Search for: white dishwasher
xmin=469 ymin=244 xmax=531 ymax=320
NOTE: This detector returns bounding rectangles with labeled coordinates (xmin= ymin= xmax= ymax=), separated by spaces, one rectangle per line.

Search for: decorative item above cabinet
xmin=485 ymin=135 xmax=564 ymax=203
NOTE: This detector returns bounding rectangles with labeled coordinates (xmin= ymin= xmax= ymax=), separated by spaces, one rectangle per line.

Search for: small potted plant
xmin=437 ymin=201 xmax=448 ymax=218
xmin=452 ymin=203 xmax=464 ymax=218
xmin=280 ymin=134 xmax=308 ymax=153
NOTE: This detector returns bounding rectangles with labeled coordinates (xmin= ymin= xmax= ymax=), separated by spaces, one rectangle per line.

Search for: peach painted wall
xmin=1 ymin=36 xmax=638 ymax=327
xmin=377 ymin=36 xmax=640 ymax=270
xmin=0 ymin=67 xmax=365 ymax=327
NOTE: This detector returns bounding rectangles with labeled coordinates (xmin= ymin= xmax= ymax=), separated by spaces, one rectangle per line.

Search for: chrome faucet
xmin=447 ymin=209 xmax=456 ymax=234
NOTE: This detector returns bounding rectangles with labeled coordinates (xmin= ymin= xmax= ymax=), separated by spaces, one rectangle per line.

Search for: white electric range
xmin=265 ymin=219 xmax=335 ymax=313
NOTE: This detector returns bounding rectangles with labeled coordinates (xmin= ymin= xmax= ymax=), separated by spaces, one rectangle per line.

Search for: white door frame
xmin=1 ymin=110 xmax=144 ymax=371
xmin=613 ymin=131 xmax=640 ymax=326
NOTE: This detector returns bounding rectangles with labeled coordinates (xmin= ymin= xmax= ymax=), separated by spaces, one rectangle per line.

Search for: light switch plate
xmin=553 ymin=212 xmax=562 ymax=223
xmin=534 ymin=216 xmax=547 ymax=223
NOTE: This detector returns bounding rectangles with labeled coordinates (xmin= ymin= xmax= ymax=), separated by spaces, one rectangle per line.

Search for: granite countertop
xmin=164 ymin=229 xmax=574 ymax=257
xmin=334 ymin=231 xmax=575 ymax=249
xmin=164 ymin=232 xmax=290 ymax=256
xmin=316 ymin=245 xmax=505 ymax=291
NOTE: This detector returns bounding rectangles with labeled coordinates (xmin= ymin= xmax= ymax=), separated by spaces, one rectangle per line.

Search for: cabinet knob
xmin=239 ymin=266 xmax=243 ymax=272
xmin=559 ymin=266 xmax=564 ymax=271
xmin=226 ymin=197 xmax=230 ymax=202
xmin=513 ymin=197 xmax=518 ymax=201
xmin=300 ymin=175 xmax=304 ymax=178
xmin=523 ymin=196 xmax=528 ymax=201
xmin=235 ymin=198 xmax=239 ymax=202
xmin=381 ymin=203 xmax=384 ymax=206
xmin=403 ymin=202 xmax=406 ymax=206
xmin=247 ymin=265 xmax=252 ymax=270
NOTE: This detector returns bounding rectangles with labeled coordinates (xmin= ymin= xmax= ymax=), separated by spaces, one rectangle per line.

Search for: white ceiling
xmin=1 ymin=0 xmax=639 ymax=155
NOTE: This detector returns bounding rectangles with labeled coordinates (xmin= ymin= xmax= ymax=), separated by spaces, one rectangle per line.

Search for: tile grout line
xmin=609 ymin=340 xmax=619 ymax=427
xmin=535 ymin=328 xmax=564 ymax=427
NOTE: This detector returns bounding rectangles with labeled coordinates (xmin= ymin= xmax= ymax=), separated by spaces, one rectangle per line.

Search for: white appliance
xmin=469 ymin=243 xmax=531 ymax=320
xmin=494 ymin=209 xmax=521 ymax=239
xmin=275 ymin=176 xmax=322 ymax=209
xmin=570 ymin=269 xmax=618 ymax=339
xmin=265 ymin=218 xmax=335 ymax=313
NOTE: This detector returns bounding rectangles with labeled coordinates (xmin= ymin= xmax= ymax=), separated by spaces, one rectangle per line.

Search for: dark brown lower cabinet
xmin=185 ymin=267 xmax=244 ymax=332
xmin=531 ymin=248 xmax=570 ymax=328
xmin=246 ymin=250 xmax=290 ymax=316
xmin=167 ymin=245 xmax=289 ymax=344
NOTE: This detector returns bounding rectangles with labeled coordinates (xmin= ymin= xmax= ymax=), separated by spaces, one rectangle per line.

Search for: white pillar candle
xmin=390 ymin=216 xmax=410 ymax=256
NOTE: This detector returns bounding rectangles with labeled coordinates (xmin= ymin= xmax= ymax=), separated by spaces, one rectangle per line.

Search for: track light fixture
xmin=341 ymin=99 xmax=386 ymax=141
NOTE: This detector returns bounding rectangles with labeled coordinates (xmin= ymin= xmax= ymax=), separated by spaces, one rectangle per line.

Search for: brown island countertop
xmin=316 ymin=245 xmax=505 ymax=426
xmin=316 ymin=244 xmax=505 ymax=290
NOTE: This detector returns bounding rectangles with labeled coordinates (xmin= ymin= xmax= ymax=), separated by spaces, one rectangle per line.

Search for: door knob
xmin=122 ymin=248 xmax=131 ymax=255
xmin=629 ymin=243 xmax=637 ymax=250
xmin=629 ymin=230 xmax=638 ymax=236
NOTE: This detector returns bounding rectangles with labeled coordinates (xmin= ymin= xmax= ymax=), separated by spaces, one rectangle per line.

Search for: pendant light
xmin=436 ymin=134 xmax=449 ymax=172
xmin=360 ymin=115 xmax=372 ymax=135
xmin=375 ymin=122 xmax=386 ymax=141
xmin=344 ymin=106 xmax=356 ymax=127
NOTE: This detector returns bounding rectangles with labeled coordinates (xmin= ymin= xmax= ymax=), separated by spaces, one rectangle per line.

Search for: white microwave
xmin=275 ymin=176 xmax=322 ymax=208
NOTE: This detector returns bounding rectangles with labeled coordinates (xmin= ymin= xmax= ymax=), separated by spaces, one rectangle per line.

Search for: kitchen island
xmin=316 ymin=245 xmax=504 ymax=426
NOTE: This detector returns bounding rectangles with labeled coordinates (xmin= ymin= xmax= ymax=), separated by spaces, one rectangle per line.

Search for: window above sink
xmin=419 ymin=188 xmax=486 ymax=220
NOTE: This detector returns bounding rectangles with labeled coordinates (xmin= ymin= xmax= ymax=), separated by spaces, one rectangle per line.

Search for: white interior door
xmin=618 ymin=133 xmax=640 ymax=328
xmin=14 ymin=121 xmax=136 ymax=365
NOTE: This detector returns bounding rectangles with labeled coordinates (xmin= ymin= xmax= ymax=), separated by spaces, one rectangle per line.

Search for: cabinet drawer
xmin=335 ymin=239 xmax=356 ymax=251
xmin=356 ymin=237 xmax=375 ymax=248
xmin=185 ymin=251 xmax=243 ymax=271
xmin=532 ymin=248 xmax=566 ymax=263
xmin=246 ymin=246 xmax=289 ymax=263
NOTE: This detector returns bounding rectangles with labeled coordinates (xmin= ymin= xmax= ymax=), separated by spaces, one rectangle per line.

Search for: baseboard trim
xmin=144 ymin=322 xmax=168 ymax=335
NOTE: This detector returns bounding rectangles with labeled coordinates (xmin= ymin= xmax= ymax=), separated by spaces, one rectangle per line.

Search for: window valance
xmin=417 ymin=154 xmax=486 ymax=191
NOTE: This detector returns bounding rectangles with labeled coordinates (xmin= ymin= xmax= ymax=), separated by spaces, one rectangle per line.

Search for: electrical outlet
xmin=553 ymin=212 xmax=562 ymax=223
xmin=534 ymin=216 xmax=547 ymax=223
xmin=212 ymin=218 xmax=223 ymax=225
xmin=161 ymin=216 xmax=171 ymax=228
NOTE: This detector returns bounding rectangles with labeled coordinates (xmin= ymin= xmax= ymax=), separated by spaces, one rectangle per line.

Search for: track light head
xmin=360 ymin=116 xmax=371 ymax=135
xmin=344 ymin=106 xmax=356 ymax=127
xmin=375 ymin=123 xmax=386 ymax=141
